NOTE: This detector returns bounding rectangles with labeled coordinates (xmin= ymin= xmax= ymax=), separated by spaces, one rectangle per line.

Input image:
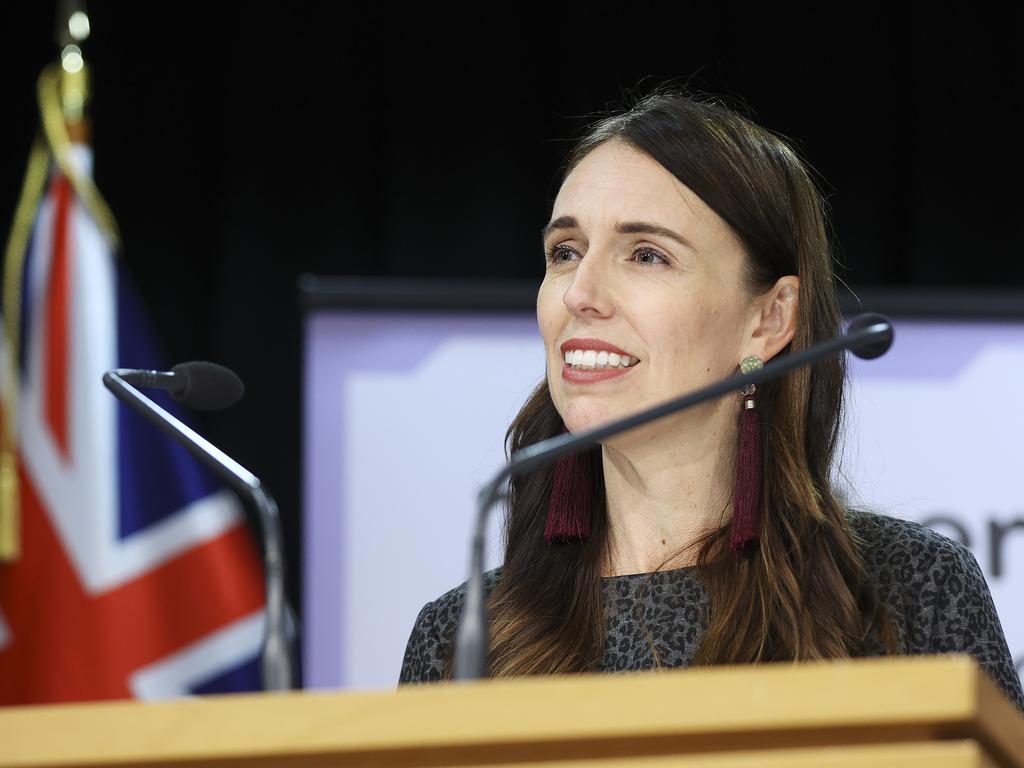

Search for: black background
xmin=2 ymin=3 xmax=1021 ymax=669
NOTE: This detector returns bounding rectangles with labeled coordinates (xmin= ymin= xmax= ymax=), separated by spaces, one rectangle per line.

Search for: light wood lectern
xmin=1 ymin=654 xmax=1022 ymax=767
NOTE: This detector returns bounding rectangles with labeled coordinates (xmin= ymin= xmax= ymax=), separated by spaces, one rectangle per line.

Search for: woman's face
xmin=538 ymin=140 xmax=761 ymax=437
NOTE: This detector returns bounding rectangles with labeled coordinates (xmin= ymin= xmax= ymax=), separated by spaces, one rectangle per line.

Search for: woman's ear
xmin=746 ymin=276 xmax=799 ymax=363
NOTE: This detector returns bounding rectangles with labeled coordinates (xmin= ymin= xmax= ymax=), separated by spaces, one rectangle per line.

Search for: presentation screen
xmin=302 ymin=294 xmax=1024 ymax=692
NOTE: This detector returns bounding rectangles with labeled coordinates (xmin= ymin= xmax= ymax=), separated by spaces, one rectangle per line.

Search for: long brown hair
xmin=473 ymin=93 xmax=900 ymax=677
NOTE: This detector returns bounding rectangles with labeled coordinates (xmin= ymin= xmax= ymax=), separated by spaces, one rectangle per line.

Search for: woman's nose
xmin=562 ymin=254 xmax=613 ymax=319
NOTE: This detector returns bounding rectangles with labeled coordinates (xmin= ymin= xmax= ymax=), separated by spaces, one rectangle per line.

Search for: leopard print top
xmin=399 ymin=509 xmax=1024 ymax=712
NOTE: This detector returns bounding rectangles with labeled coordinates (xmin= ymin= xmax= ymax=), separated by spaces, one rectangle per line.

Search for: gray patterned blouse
xmin=399 ymin=509 xmax=1024 ymax=713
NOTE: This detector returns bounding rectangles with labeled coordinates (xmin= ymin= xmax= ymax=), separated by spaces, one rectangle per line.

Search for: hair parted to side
xmin=449 ymin=91 xmax=901 ymax=678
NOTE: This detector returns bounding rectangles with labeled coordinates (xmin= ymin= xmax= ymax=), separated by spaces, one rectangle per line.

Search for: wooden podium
xmin=1 ymin=654 xmax=1022 ymax=767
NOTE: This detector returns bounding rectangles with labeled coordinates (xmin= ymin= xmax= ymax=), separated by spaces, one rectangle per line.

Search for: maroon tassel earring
xmin=544 ymin=429 xmax=593 ymax=544
xmin=731 ymin=356 xmax=763 ymax=553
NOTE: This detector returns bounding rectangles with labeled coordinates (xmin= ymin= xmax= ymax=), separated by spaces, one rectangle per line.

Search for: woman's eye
xmin=633 ymin=247 xmax=668 ymax=265
xmin=546 ymin=244 xmax=579 ymax=264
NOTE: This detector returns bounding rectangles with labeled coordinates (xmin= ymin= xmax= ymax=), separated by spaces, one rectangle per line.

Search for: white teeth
xmin=562 ymin=348 xmax=639 ymax=370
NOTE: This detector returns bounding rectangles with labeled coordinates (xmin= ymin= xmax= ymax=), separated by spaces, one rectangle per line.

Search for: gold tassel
xmin=37 ymin=63 xmax=120 ymax=251
xmin=0 ymin=452 xmax=19 ymax=561
xmin=0 ymin=134 xmax=49 ymax=563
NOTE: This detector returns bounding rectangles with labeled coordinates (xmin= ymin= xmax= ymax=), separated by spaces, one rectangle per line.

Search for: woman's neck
xmin=600 ymin=412 xmax=737 ymax=576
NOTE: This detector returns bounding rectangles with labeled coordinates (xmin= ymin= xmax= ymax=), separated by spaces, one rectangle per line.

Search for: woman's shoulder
xmin=844 ymin=507 xmax=971 ymax=579
xmin=398 ymin=568 xmax=503 ymax=685
xmin=843 ymin=505 xmax=962 ymax=552
xmin=845 ymin=507 xmax=1024 ymax=711
xmin=421 ymin=568 xmax=504 ymax=630
xmin=844 ymin=506 xmax=984 ymax=611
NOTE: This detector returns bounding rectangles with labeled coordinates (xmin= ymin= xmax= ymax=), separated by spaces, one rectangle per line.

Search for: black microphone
xmin=102 ymin=364 xmax=294 ymax=691
xmin=844 ymin=313 xmax=893 ymax=360
xmin=453 ymin=313 xmax=895 ymax=680
xmin=115 ymin=361 xmax=244 ymax=411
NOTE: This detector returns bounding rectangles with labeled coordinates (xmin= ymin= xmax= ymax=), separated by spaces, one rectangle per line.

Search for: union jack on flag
xmin=0 ymin=68 xmax=265 ymax=704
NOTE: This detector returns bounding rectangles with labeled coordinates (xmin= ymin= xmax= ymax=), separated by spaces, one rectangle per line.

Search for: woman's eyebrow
xmin=616 ymin=221 xmax=694 ymax=249
xmin=542 ymin=215 xmax=577 ymax=240
xmin=542 ymin=216 xmax=694 ymax=250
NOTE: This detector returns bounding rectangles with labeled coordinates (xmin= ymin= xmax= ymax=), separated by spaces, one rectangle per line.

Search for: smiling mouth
xmin=562 ymin=349 xmax=639 ymax=370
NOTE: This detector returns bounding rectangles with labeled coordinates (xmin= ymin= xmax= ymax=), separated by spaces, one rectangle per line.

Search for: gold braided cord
xmin=37 ymin=63 xmax=121 ymax=250
xmin=0 ymin=136 xmax=49 ymax=562
xmin=0 ymin=62 xmax=123 ymax=561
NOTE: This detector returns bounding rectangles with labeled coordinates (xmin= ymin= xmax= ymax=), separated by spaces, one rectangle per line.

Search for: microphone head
xmin=169 ymin=361 xmax=245 ymax=411
xmin=846 ymin=313 xmax=894 ymax=360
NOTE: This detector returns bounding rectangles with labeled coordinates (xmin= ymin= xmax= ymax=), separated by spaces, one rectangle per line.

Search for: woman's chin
xmin=559 ymin=405 xmax=621 ymax=436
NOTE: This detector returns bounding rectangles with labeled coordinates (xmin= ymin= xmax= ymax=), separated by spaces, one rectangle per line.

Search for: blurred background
xmin=1 ymin=3 xmax=1021 ymax=694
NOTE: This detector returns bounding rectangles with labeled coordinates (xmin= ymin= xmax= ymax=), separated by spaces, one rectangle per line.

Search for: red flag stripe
xmin=0 ymin=462 xmax=265 ymax=704
xmin=43 ymin=175 xmax=73 ymax=459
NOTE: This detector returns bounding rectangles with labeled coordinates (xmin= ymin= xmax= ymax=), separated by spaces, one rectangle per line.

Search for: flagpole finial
xmin=55 ymin=0 xmax=90 ymax=49
xmin=55 ymin=0 xmax=91 ymax=131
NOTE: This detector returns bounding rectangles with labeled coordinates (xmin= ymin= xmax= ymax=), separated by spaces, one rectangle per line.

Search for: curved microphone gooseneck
xmin=103 ymin=362 xmax=293 ymax=691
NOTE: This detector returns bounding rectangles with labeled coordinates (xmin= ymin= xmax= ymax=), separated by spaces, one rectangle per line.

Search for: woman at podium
xmin=399 ymin=92 xmax=1024 ymax=712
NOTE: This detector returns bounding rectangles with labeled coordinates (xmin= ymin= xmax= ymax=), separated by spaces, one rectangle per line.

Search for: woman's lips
xmin=559 ymin=337 xmax=640 ymax=383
